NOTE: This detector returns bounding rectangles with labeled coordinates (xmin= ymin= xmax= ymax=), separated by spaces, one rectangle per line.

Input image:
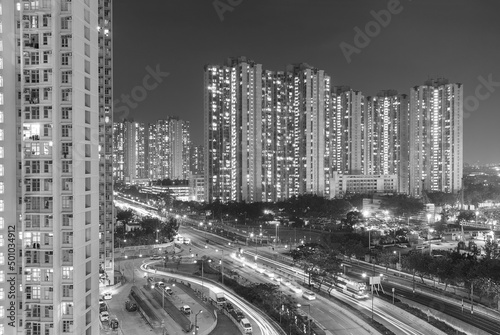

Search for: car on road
xmin=264 ymin=271 xmax=275 ymax=278
xmin=150 ymin=255 xmax=162 ymax=260
xmin=147 ymin=277 xmax=154 ymax=283
xmin=103 ymin=293 xmax=112 ymax=300
xmin=180 ymin=305 xmax=191 ymax=315
xmin=155 ymin=281 xmax=165 ymax=288
xmin=274 ymin=276 xmax=283 ymax=283
xmin=302 ymin=291 xmax=316 ymax=300
xmin=224 ymin=303 xmax=235 ymax=314
xmin=99 ymin=311 xmax=110 ymax=322
xmin=290 ymin=286 xmax=302 ymax=294
xmin=99 ymin=301 xmax=108 ymax=313
xmin=230 ymin=309 xmax=245 ymax=322
xmin=164 ymin=287 xmax=173 ymax=295
xmin=281 ymin=280 xmax=291 ymax=287
xmin=125 ymin=300 xmax=137 ymax=312
xmin=398 ymin=244 xmax=408 ymax=248
xmin=239 ymin=318 xmax=253 ymax=333
xmin=110 ymin=317 xmax=119 ymax=329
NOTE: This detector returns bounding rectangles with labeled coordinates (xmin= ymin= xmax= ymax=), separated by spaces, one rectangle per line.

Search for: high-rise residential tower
xmin=286 ymin=64 xmax=330 ymax=197
xmin=204 ymin=58 xmax=331 ymax=203
xmin=330 ymin=86 xmax=365 ymax=175
xmin=98 ymin=0 xmax=115 ymax=286
xmin=169 ymin=117 xmax=191 ymax=180
xmin=409 ymin=78 xmax=463 ymax=196
xmin=0 ymin=0 xmax=102 ymax=334
xmin=123 ymin=120 xmax=137 ymax=181
xmin=189 ymin=145 xmax=204 ymax=175
xmin=365 ymin=90 xmax=409 ymax=193
xmin=112 ymin=121 xmax=125 ymax=181
xmin=204 ymin=57 xmax=263 ymax=203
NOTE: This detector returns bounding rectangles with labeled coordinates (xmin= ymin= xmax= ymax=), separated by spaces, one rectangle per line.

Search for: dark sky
xmin=114 ymin=0 xmax=500 ymax=165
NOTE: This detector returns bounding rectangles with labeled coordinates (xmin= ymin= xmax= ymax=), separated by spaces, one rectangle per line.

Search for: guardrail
xmin=129 ymin=286 xmax=162 ymax=328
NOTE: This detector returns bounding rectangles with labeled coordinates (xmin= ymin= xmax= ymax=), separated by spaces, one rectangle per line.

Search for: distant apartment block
xmin=204 ymin=58 xmax=463 ymax=203
xmin=409 ymin=78 xmax=463 ymax=196
xmin=113 ymin=117 xmax=191 ymax=182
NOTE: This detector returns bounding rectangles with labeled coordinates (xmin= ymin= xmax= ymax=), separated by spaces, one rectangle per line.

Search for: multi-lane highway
xmin=115 ymin=195 xmax=499 ymax=335
xmin=184 ymin=226 xmax=446 ymax=335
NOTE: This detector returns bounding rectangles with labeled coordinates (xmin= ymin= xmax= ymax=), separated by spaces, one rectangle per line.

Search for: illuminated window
xmin=0 ymin=217 xmax=3 ymax=229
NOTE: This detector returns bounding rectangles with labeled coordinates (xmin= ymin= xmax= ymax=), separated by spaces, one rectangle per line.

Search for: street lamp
xmin=156 ymin=229 xmax=160 ymax=243
xmin=393 ymin=250 xmax=401 ymax=272
xmin=297 ymin=304 xmax=311 ymax=335
xmin=216 ymin=249 xmax=224 ymax=285
xmin=275 ymin=222 xmax=280 ymax=248
xmin=193 ymin=310 xmax=203 ymax=335
xmin=200 ymin=259 xmax=211 ymax=298
xmin=428 ymin=228 xmax=434 ymax=254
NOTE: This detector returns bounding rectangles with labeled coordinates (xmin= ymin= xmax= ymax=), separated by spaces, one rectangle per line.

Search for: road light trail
xmin=139 ymin=262 xmax=281 ymax=335
xmin=238 ymin=251 xmax=434 ymax=335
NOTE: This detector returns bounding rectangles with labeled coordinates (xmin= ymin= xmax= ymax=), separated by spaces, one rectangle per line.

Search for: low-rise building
xmin=330 ymin=172 xmax=398 ymax=198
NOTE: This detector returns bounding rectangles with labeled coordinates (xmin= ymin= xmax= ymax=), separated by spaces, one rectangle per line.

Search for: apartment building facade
xmin=0 ymin=1 xmax=103 ymax=334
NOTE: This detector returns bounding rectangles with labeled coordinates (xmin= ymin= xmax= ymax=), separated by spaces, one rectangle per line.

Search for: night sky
xmin=114 ymin=0 xmax=500 ymax=164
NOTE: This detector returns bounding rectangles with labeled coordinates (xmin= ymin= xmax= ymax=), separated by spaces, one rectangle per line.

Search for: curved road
xmin=140 ymin=262 xmax=280 ymax=335
xmin=185 ymin=226 xmax=446 ymax=335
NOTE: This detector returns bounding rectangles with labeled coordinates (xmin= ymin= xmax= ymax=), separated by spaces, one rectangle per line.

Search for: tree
xmin=457 ymin=211 xmax=475 ymax=224
xmin=380 ymin=195 xmax=424 ymax=217
xmin=116 ymin=209 xmax=134 ymax=225
xmin=483 ymin=240 xmax=500 ymax=260
xmin=376 ymin=250 xmax=398 ymax=271
xmin=429 ymin=256 xmax=456 ymax=292
xmin=321 ymin=233 xmax=366 ymax=260
xmin=402 ymin=251 xmax=433 ymax=284
xmin=426 ymin=192 xmax=457 ymax=206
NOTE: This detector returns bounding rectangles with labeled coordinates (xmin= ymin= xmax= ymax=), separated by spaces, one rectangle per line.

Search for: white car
xmin=99 ymin=311 xmax=110 ymax=322
xmin=281 ymin=280 xmax=292 ymax=287
xmin=180 ymin=305 xmax=191 ymax=315
xmin=264 ymin=271 xmax=275 ymax=278
xmin=302 ymin=291 xmax=316 ymax=300
xmin=274 ymin=276 xmax=283 ymax=283
xmin=290 ymin=286 xmax=302 ymax=294
xmin=103 ymin=293 xmax=112 ymax=300
xmin=398 ymin=244 xmax=408 ymax=248
xmin=255 ymin=267 xmax=265 ymax=274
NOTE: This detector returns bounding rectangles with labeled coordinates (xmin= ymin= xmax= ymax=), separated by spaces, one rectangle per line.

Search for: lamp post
xmin=156 ymin=229 xmax=160 ymax=243
xmin=393 ymin=250 xmax=401 ymax=273
xmin=194 ymin=310 xmax=203 ymax=335
xmin=275 ymin=222 xmax=280 ymax=248
xmin=297 ymin=304 xmax=311 ymax=335
xmin=428 ymin=228 xmax=434 ymax=254
xmin=216 ymin=249 xmax=224 ymax=285
xmin=201 ymin=259 xmax=211 ymax=298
